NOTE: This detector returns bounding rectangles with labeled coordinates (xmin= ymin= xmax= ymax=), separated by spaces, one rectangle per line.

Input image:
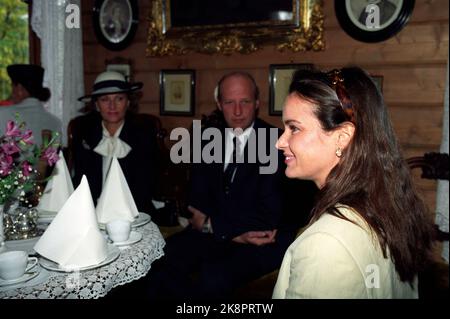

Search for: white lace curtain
xmin=436 ymin=63 xmax=449 ymax=262
xmin=31 ymin=0 xmax=84 ymax=145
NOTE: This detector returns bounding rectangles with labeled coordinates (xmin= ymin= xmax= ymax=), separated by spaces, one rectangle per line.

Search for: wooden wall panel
xmin=81 ymin=0 xmax=448 ymax=213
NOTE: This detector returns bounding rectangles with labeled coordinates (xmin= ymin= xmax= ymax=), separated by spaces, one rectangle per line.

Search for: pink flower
xmin=42 ymin=147 xmax=59 ymax=166
xmin=1 ymin=142 xmax=21 ymax=155
xmin=0 ymin=154 xmax=13 ymax=176
xmin=21 ymin=129 xmax=34 ymax=144
xmin=5 ymin=120 xmax=21 ymax=137
xmin=21 ymin=161 xmax=33 ymax=177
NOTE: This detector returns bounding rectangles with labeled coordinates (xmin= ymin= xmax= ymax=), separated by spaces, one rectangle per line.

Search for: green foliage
xmin=0 ymin=0 xmax=29 ymax=101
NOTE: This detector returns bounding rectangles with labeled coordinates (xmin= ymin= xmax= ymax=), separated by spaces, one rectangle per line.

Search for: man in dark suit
xmin=146 ymin=72 xmax=316 ymax=299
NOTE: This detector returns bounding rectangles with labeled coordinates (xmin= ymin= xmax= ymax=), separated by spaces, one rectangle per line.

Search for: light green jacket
xmin=272 ymin=206 xmax=418 ymax=299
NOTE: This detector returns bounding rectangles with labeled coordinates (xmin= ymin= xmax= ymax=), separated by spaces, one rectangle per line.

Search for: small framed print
xmin=160 ymin=70 xmax=195 ymax=116
xmin=335 ymin=0 xmax=415 ymax=43
xmin=269 ymin=63 xmax=313 ymax=116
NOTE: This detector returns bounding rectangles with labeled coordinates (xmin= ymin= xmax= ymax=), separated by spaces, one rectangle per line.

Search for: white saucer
xmin=111 ymin=231 xmax=142 ymax=246
xmin=38 ymin=244 xmax=120 ymax=272
xmin=37 ymin=217 xmax=54 ymax=224
xmin=132 ymin=213 xmax=151 ymax=228
xmin=37 ymin=209 xmax=57 ymax=217
xmin=37 ymin=209 xmax=57 ymax=223
xmin=0 ymin=271 xmax=39 ymax=287
xmin=99 ymin=212 xmax=151 ymax=230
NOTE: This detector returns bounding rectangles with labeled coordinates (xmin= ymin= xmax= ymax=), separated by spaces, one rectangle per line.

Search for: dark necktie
xmin=223 ymin=136 xmax=240 ymax=194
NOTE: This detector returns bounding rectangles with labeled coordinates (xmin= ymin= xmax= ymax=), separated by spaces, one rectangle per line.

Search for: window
xmin=0 ymin=0 xmax=29 ymax=102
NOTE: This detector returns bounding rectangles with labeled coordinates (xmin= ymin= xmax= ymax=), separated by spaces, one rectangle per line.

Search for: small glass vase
xmin=2 ymin=198 xmax=41 ymax=241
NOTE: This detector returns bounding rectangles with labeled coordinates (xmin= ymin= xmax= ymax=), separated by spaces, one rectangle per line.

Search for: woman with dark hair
xmin=272 ymin=66 xmax=434 ymax=298
xmin=70 ymin=71 xmax=159 ymax=215
xmin=0 ymin=64 xmax=61 ymax=146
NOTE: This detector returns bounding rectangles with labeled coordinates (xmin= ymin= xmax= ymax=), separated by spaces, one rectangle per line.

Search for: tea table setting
xmin=0 ymin=156 xmax=165 ymax=299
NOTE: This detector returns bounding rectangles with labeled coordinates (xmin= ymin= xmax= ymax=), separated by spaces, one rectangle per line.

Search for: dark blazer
xmin=189 ymin=118 xmax=310 ymax=242
xmin=71 ymin=111 xmax=159 ymax=214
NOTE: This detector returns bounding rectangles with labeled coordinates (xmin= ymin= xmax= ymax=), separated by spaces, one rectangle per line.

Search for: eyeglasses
xmin=327 ymin=69 xmax=355 ymax=123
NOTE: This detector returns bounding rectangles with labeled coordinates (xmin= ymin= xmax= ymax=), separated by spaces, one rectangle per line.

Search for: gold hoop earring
xmin=336 ymin=147 xmax=343 ymax=158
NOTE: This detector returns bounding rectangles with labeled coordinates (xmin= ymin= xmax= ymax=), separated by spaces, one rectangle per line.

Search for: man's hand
xmin=232 ymin=229 xmax=277 ymax=246
xmin=187 ymin=205 xmax=207 ymax=231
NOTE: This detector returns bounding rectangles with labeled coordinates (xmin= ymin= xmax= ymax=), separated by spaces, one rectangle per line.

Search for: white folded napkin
xmin=34 ymin=175 xmax=108 ymax=268
xmin=37 ymin=151 xmax=74 ymax=213
xmin=96 ymin=157 xmax=139 ymax=224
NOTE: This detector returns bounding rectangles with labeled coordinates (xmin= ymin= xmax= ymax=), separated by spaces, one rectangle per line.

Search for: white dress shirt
xmin=224 ymin=123 xmax=255 ymax=169
xmin=223 ymin=123 xmax=255 ymax=183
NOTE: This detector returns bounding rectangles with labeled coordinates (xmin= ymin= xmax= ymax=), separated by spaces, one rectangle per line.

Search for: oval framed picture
xmin=93 ymin=0 xmax=139 ymax=51
xmin=335 ymin=0 xmax=415 ymax=43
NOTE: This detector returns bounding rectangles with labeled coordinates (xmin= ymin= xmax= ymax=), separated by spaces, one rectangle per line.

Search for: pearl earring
xmin=336 ymin=147 xmax=343 ymax=158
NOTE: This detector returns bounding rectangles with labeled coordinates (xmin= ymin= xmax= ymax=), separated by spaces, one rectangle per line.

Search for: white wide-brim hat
xmin=78 ymin=71 xmax=143 ymax=102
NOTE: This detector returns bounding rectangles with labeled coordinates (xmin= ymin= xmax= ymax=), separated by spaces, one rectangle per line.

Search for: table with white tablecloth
xmin=0 ymin=221 xmax=165 ymax=299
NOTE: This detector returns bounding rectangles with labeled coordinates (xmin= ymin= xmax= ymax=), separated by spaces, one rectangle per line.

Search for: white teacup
xmin=0 ymin=250 xmax=38 ymax=280
xmin=106 ymin=220 xmax=131 ymax=243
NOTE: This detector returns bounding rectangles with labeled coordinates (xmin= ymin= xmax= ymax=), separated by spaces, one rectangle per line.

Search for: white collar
xmin=225 ymin=121 xmax=255 ymax=147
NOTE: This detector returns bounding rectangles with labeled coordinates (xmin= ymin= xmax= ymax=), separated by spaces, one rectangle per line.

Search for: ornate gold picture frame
xmin=146 ymin=0 xmax=324 ymax=56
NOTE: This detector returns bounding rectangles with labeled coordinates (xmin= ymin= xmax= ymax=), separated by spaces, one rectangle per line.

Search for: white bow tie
xmin=93 ymin=122 xmax=132 ymax=187
xmin=93 ymin=135 xmax=131 ymax=159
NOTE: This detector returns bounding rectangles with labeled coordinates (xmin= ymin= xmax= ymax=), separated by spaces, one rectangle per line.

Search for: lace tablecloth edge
xmin=91 ymin=244 xmax=165 ymax=299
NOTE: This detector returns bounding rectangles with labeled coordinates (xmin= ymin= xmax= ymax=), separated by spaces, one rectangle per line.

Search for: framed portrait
xmin=147 ymin=0 xmax=325 ymax=56
xmin=269 ymin=64 xmax=313 ymax=116
xmin=93 ymin=0 xmax=139 ymax=51
xmin=160 ymin=70 xmax=195 ymax=116
xmin=335 ymin=0 xmax=415 ymax=43
xmin=371 ymin=75 xmax=384 ymax=93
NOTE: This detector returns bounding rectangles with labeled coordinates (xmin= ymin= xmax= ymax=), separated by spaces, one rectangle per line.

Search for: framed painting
xmin=147 ymin=0 xmax=325 ymax=56
xmin=160 ymin=70 xmax=195 ymax=116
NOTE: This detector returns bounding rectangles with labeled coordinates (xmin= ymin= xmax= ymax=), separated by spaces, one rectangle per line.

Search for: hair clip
xmin=326 ymin=69 xmax=355 ymax=123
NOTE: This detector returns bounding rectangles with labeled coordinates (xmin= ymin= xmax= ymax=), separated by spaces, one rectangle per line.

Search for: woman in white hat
xmin=70 ymin=71 xmax=159 ymax=214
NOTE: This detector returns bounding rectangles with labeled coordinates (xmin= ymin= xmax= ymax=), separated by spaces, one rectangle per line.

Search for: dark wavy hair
xmin=289 ymin=66 xmax=434 ymax=284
